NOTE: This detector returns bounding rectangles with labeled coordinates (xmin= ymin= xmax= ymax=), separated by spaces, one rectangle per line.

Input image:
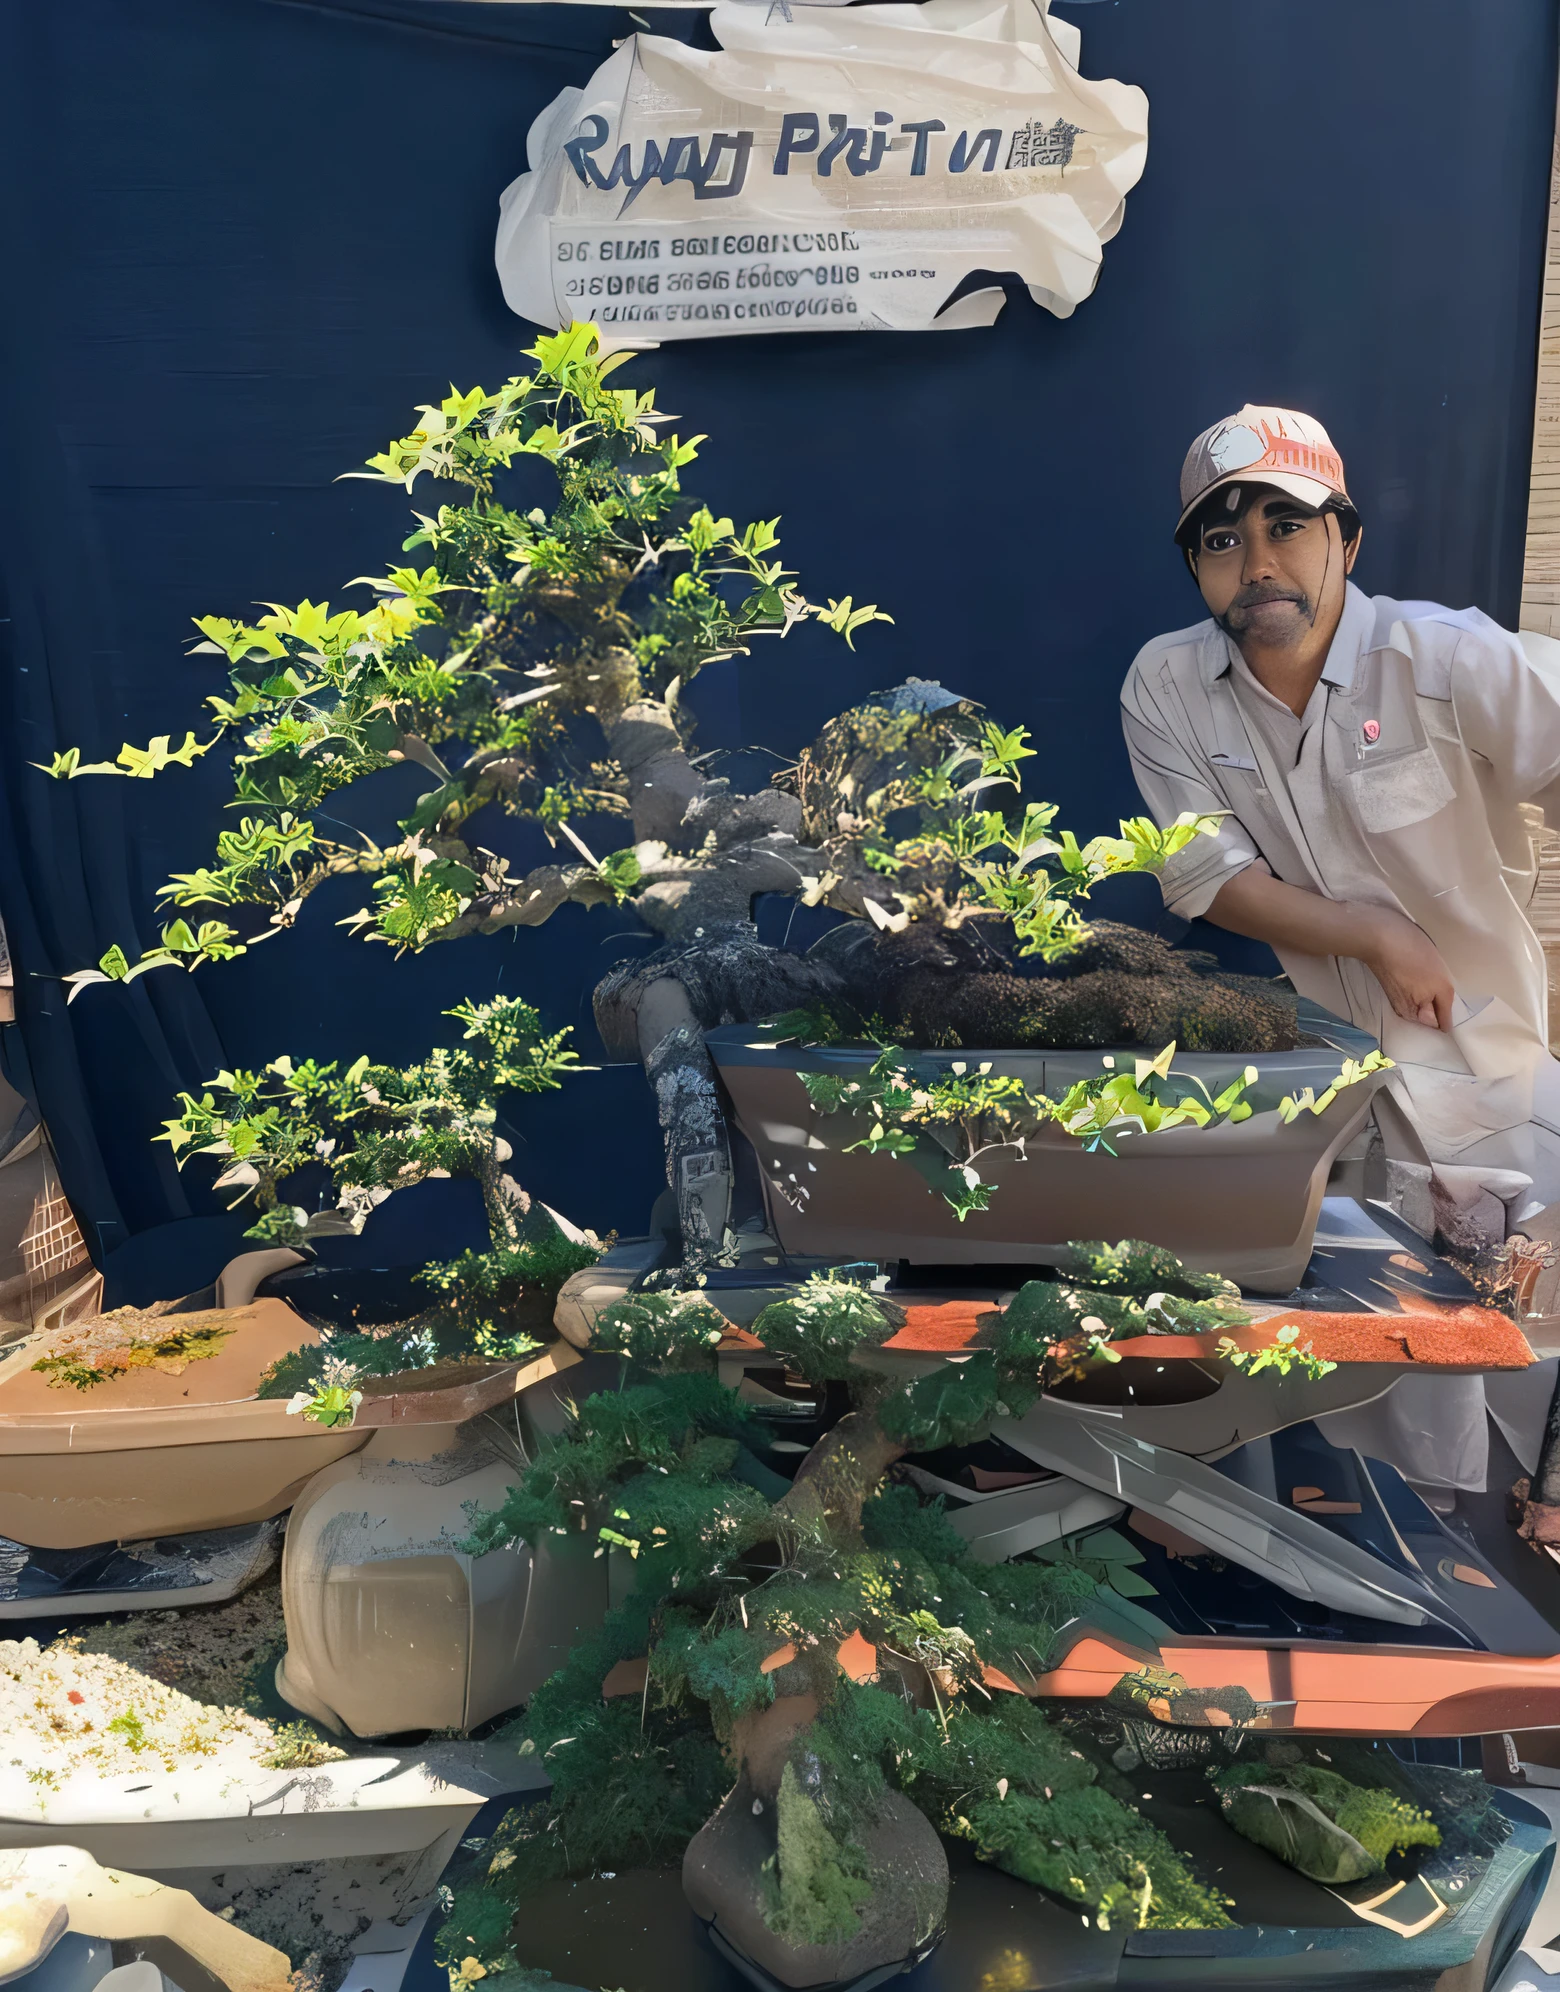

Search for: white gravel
xmin=0 ymin=1635 xmax=278 ymax=1786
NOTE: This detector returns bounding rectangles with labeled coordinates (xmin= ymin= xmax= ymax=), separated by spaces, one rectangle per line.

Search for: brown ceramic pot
xmin=276 ymin=1347 xmax=605 ymax=1737
xmin=0 ymin=1298 xmax=366 ymax=1547
xmin=707 ymin=1009 xmax=1387 ymax=1292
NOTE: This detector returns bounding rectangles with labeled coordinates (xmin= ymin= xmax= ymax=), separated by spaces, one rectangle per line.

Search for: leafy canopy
xmin=789 ymin=693 xmax=1220 ymax=961
xmin=158 ymin=995 xmax=578 ymax=1248
xmin=48 ymin=322 xmax=890 ymax=992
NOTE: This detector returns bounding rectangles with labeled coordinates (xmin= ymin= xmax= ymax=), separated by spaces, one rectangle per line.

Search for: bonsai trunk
xmin=593 ymin=932 xmax=843 ymax=1278
xmin=421 ymin=663 xmax=835 ymax=1276
xmin=631 ymin=976 xmax=735 ymax=1273
xmin=471 ymin=1145 xmax=530 ymax=1250
xmin=775 ymin=1378 xmax=907 ymax=1544
xmin=681 ymin=1369 xmax=947 ymax=1983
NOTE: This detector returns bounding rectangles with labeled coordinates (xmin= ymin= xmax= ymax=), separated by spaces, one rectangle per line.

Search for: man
xmin=1121 ymin=403 xmax=1560 ymax=1214
xmin=1120 ymin=405 xmax=1560 ymax=1504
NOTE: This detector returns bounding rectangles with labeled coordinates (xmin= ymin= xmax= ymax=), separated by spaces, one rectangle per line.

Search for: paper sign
xmin=494 ymin=0 xmax=1148 ymax=342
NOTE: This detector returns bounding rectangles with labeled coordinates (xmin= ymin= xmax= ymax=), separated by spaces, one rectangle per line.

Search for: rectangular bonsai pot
xmin=0 ymin=1299 xmax=369 ymax=1548
xmin=706 ymin=1000 xmax=1387 ymax=1293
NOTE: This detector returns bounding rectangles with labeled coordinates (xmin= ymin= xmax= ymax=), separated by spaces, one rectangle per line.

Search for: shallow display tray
xmin=0 ymin=1311 xmax=580 ymax=1558
xmin=0 ymin=1742 xmax=547 ymax=1870
xmin=402 ymin=1789 xmax=1551 ymax=1992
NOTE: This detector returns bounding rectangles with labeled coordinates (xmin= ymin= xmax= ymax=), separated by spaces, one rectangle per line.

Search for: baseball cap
xmin=1176 ymin=404 xmax=1352 ymax=538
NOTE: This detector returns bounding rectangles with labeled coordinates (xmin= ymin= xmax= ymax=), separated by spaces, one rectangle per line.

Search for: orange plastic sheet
xmin=877 ymin=1299 xmax=1534 ymax=1368
xmin=1032 ymin=1633 xmax=1560 ymax=1734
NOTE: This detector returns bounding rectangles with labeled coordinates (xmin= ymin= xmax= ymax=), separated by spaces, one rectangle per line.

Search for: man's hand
xmin=1205 ymin=867 xmax=1456 ymax=1031
xmin=1356 ymin=907 xmax=1455 ymax=1031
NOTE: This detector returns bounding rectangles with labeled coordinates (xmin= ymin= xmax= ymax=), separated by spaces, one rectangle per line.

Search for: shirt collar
xmin=1199 ymin=579 xmax=1373 ymax=690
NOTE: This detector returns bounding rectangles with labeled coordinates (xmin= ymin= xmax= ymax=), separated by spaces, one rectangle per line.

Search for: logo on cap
xmin=1206 ymin=416 xmax=1345 ymax=491
xmin=1177 ymin=404 xmax=1352 ymax=539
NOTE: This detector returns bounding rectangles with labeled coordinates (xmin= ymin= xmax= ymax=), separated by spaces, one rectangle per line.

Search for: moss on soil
xmin=832 ymin=920 xmax=1302 ymax=1054
xmin=28 ymin=1306 xmax=235 ymax=1390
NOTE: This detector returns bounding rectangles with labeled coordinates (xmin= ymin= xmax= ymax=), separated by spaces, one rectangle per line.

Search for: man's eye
xmin=1202 ymin=532 xmax=1240 ymax=554
xmin=1270 ymin=519 xmax=1305 ymax=537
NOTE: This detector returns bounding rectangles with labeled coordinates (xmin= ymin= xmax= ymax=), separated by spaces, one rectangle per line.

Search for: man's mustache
xmin=1227 ymin=584 xmax=1310 ymax=613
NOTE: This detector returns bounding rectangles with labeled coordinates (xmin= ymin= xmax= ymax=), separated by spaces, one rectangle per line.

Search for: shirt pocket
xmin=1348 ymin=744 xmax=1456 ymax=833
xmin=1209 ymin=766 xmax=1274 ymax=815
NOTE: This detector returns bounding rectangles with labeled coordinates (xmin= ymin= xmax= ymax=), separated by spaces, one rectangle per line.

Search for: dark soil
xmin=810 ymin=920 xmax=1302 ymax=1053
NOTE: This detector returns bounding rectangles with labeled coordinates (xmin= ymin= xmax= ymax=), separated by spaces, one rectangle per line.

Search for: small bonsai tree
xmin=786 ymin=683 xmax=1197 ymax=959
xmin=770 ymin=683 xmax=1297 ymax=1055
xmin=159 ymin=995 xmax=602 ymax=1399
xmin=787 ymin=1038 xmax=1264 ymax=1222
xmin=438 ymin=1243 xmax=1267 ymax=1986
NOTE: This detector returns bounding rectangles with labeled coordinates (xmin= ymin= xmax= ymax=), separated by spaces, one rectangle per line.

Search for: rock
xmin=1430 ymin=1167 xmax=1535 ymax=1253
xmin=1217 ymin=1784 xmax=1380 ymax=1884
xmin=1431 ymin=1181 xmax=1508 ymax=1256
xmin=684 ymin=1782 xmax=946 ymax=1992
xmin=682 ymin=1698 xmax=947 ymax=1991
xmin=1383 ymin=1159 xmax=1435 ymax=1241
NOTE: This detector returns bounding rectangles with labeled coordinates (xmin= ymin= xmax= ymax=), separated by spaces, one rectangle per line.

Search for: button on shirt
xmin=1120 ymin=583 xmax=1560 ymax=1164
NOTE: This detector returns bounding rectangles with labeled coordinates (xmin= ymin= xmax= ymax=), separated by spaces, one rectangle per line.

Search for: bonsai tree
xmin=706 ymin=684 xmax=1387 ymax=1224
xmin=41 ymin=323 xmax=1251 ymax=1275
xmin=48 ymin=323 xmax=892 ymax=975
xmin=44 ymin=324 xmax=895 ymax=1269
xmin=783 ymin=1025 xmax=1388 ymax=1223
xmin=428 ymin=1248 xmax=1500 ymax=1986
xmin=769 ymin=681 xmax=1300 ymax=1056
xmin=158 ymin=995 xmax=602 ymax=1403
xmin=438 ymin=1243 xmax=1275 ymax=1988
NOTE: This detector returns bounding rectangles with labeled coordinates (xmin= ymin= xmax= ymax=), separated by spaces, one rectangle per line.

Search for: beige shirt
xmin=1120 ymin=582 xmax=1560 ymax=1161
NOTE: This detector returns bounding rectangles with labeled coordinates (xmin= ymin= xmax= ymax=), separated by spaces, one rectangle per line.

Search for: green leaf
xmin=943 ymin=1177 xmax=996 ymax=1221
xmin=113 ymin=731 xmax=215 ymax=778
xmin=880 ymin=1350 xmax=1000 ymax=1451
xmin=810 ymin=596 xmax=894 ymax=649
xmin=978 ymin=721 xmax=1037 ymax=783
xmin=404 ymin=781 xmax=466 ymax=836
xmin=34 ymin=740 xmax=197 ymax=780
xmin=362 ymin=709 xmax=401 ymax=754
xmin=769 ymin=1004 xmax=845 ymax=1048
xmin=596 ymin=847 xmax=642 ymax=901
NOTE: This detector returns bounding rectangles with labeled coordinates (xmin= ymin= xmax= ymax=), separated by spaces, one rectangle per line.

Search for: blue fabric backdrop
xmin=0 ymin=0 xmax=1554 ymax=1293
